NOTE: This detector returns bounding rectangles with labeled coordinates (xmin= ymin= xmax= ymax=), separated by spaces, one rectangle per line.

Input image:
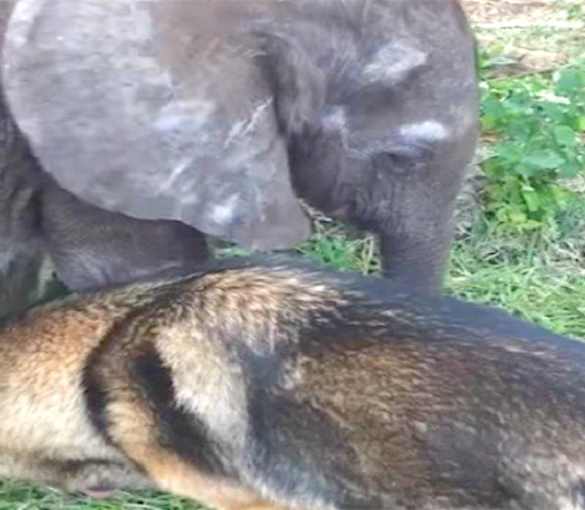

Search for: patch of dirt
xmin=461 ymin=0 xmax=583 ymax=72
xmin=462 ymin=0 xmax=570 ymax=26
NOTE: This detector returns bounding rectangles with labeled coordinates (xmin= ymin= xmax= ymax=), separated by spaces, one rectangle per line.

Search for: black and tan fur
xmin=1 ymin=256 xmax=585 ymax=510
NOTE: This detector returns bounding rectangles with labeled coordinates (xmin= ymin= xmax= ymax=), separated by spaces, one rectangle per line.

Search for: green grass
xmin=297 ymin=221 xmax=585 ymax=339
xmin=0 ymin=483 xmax=204 ymax=509
xmin=448 ymin=239 xmax=585 ymax=338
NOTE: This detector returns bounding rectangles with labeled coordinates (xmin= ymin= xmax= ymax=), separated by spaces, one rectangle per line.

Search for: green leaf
xmin=521 ymin=150 xmax=566 ymax=170
xmin=577 ymin=116 xmax=585 ymax=132
xmin=555 ymin=68 xmax=585 ymax=98
xmin=481 ymin=97 xmax=508 ymax=128
xmin=521 ymin=189 xmax=541 ymax=213
xmin=480 ymin=115 xmax=498 ymax=131
xmin=558 ymin=161 xmax=580 ymax=179
xmin=496 ymin=143 xmax=523 ymax=164
xmin=481 ymin=158 xmax=504 ymax=177
xmin=539 ymin=101 xmax=568 ymax=124
xmin=509 ymin=210 xmax=528 ymax=224
xmin=521 ymin=219 xmax=545 ymax=231
xmin=550 ymin=186 xmax=571 ymax=209
xmin=496 ymin=208 xmax=511 ymax=222
xmin=507 ymin=118 xmax=536 ymax=139
xmin=568 ymin=5 xmax=584 ymax=20
xmin=553 ymin=125 xmax=577 ymax=146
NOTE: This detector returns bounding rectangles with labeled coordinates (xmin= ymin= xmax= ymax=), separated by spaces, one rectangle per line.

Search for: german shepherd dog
xmin=1 ymin=256 xmax=585 ymax=510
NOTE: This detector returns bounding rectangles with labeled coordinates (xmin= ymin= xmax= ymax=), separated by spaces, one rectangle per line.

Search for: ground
xmin=453 ymin=0 xmax=585 ymax=338
xmin=1 ymin=1 xmax=584 ymax=509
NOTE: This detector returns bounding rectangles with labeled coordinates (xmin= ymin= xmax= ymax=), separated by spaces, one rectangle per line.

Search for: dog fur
xmin=1 ymin=256 xmax=585 ymax=510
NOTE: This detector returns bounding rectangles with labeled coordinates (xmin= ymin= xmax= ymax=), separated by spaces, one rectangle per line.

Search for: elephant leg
xmin=0 ymin=93 xmax=66 ymax=322
xmin=40 ymin=177 xmax=211 ymax=292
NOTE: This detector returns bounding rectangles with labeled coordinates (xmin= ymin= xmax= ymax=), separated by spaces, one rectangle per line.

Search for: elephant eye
xmin=372 ymin=152 xmax=407 ymax=173
xmin=372 ymin=146 xmax=423 ymax=175
xmin=373 ymin=152 xmax=400 ymax=165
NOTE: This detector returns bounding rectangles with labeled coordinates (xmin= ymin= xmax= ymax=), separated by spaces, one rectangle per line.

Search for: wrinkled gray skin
xmin=0 ymin=2 xmax=209 ymax=321
xmin=0 ymin=88 xmax=64 ymax=323
xmin=3 ymin=0 xmax=478 ymax=295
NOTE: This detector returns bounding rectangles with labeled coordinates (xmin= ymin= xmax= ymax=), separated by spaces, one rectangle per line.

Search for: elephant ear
xmin=253 ymin=30 xmax=326 ymax=135
xmin=2 ymin=0 xmax=311 ymax=251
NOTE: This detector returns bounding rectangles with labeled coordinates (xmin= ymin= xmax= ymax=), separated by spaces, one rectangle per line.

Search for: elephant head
xmin=0 ymin=0 xmax=210 ymax=312
xmin=3 ymin=0 xmax=479 ymax=293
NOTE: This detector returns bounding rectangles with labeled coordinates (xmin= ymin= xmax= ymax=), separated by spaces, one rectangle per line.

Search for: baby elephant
xmin=0 ymin=257 xmax=584 ymax=510
xmin=5 ymin=0 xmax=479 ymax=294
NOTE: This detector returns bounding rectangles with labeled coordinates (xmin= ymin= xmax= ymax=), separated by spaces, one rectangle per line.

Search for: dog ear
xmin=254 ymin=31 xmax=326 ymax=135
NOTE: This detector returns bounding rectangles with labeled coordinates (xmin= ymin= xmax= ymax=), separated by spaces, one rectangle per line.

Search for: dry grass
xmin=462 ymin=0 xmax=569 ymax=25
xmin=463 ymin=0 xmax=585 ymax=70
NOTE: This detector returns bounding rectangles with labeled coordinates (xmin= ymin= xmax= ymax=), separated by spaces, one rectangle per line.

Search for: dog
xmin=0 ymin=256 xmax=584 ymax=510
